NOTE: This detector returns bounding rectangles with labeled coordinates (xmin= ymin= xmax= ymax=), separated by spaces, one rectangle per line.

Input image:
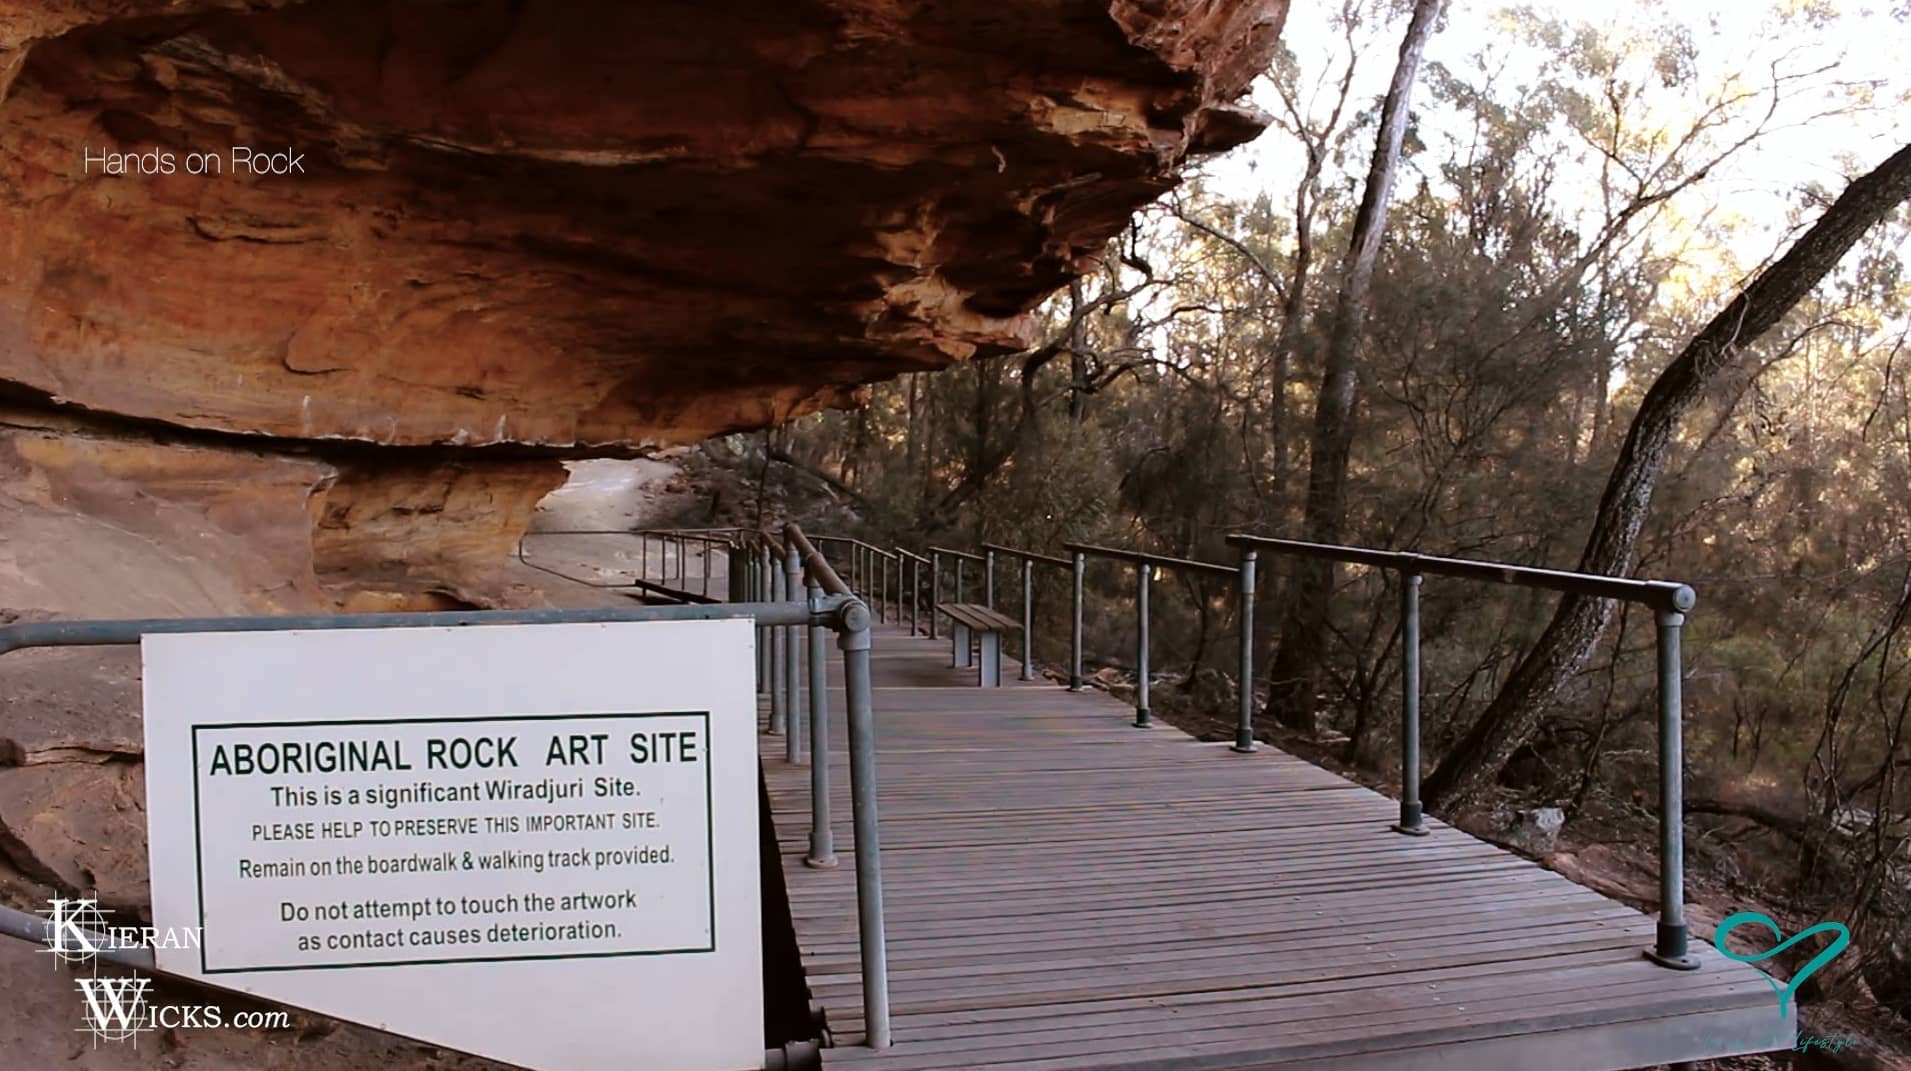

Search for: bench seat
xmin=937 ymin=603 xmax=1018 ymax=685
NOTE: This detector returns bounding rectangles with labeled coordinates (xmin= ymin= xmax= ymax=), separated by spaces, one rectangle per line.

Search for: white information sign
xmin=142 ymin=619 xmax=763 ymax=1071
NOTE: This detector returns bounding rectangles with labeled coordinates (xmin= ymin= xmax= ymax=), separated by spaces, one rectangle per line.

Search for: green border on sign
xmin=188 ymin=710 xmax=717 ymax=974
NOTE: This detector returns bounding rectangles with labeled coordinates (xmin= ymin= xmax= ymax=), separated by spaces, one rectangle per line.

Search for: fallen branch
xmin=1687 ymin=797 xmax=1815 ymax=844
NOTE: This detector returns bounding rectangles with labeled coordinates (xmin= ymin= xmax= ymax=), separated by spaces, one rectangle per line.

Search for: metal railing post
xmin=1233 ymin=549 xmax=1257 ymax=752
xmin=805 ymin=581 xmax=835 ymax=864
xmin=879 ymin=551 xmax=888 ymax=624
xmin=929 ymin=552 xmax=941 ymax=640
xmin=785 ymin=545 xmax=804 ymax=762
xmin=1134 ymin=563 xmax=1151 ymax=727
xmin=1392 ymin=573 xmax=1428 ymax=835
xmin=1020 ymin=558 xmax=1035 ymax=681
xmin=910 ymin=556 xmax=920 ymax=636
xmin=984 ymin=549 xmax=995 ymax=609
xmin=838 ymin=601 xmax=891 ymax=1048
xmin=768 ymin=547 xmax=787 ymax=734
xmin=1649 ymin=607 xmax=1698 ymax=970
xmin=751 ymin=545 xmax=767 ymax=694
xmin=761 ymin=546 xmax=774 ymax=694
xmin=954 ymin=558 xmax=965 ymax=605
xmin=1068 ymin=550 xmax=1085 ymax=691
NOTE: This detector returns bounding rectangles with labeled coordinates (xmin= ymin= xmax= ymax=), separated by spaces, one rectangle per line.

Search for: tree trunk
xmin=1265 ymin=0 xmax=1444 ymax=732
xmin=905 ymin=373 xmax=921 ymax=506
xmin=1268 ymin=160 xmax=1316 ymax=521
xmin=1423 ymin=140 xmax=1911 ymax=812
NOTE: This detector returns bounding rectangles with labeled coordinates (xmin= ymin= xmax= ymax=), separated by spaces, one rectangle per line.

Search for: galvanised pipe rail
xmin=783 ymin=524 xmax=890 ymax=1048
xmin=0 ymin=577 xmax=888 ymax=1055
xmin=0 ymin=599 xmax=841 ymax=1071
xmin=756 ymin=542 xmax=774 ymax=696
xmin=925 ymin=546 xmax=985 ymax=640
xmin=1060 ymin=542 xmax=1240 ymax=578
xmin=1225 ymin=531 xmax=1700 ymax=972
xmin=894 ymin=547 xmax=929 ymax=637
xmin=641 ymin=529 xmax=739 ymax=599
xmin=927 ymin=546 xmax=985 ymax=562
xmin=517 ymin=528 xmax=739 ymax=601
xmin=1063 ymin=542 xmax=1242 ymax=729
xmin=768 ymin=536 xmax=790 ymax=737
xmin=979 ymin=543 xmax=1071 ymax=568
xmin=0 ymin=599 xmax=849 ymax=655
xmin=1227 ymin=536 xmax=1694 ymax=615
xmin=812 ymin=537 xmax=898 ymax=624
xmin=783 ymin=542 xmax=805 ymax=766
xmin=980 ymin=543 xmax=1071 ymax=681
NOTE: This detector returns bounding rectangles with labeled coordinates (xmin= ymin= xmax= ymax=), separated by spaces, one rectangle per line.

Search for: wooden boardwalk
xmin=760 ymin=624 xmax=1786 ymax=1070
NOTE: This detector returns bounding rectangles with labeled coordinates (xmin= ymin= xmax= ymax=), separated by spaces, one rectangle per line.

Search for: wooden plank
xmin=823 ymin=953 xmax=1753 ymax=1046
xmin=938 ymin=603 xmax=1021 ymax=632
xmin=752 ymin=624 xmax=1791 ymax=1069
xmin=821 ymin=943 xmax=1755 ymax=1035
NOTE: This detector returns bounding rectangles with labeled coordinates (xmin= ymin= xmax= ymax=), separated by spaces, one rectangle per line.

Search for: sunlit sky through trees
xmin=1197 ymin=0 xmax=1909 ymax=301
xmin=1093 ymin=0 xmax=1911 ymax=393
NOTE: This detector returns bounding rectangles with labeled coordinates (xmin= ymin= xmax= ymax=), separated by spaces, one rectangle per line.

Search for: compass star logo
xmin=74 ymin=976 xmax=154 ymax=1046
xmin=39 ymin=897 xmax=112 ymax=966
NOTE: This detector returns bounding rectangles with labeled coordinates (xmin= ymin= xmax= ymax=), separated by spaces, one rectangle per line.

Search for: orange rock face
xmin=0 ymin=10 xmax=1288 ymax=1053
xmin=0 ymin=0 xmax=1288 ymax=449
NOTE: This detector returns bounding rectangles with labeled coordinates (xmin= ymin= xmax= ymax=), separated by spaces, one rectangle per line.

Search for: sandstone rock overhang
xmin=0 ymin=0 xmax=1290 ymax=453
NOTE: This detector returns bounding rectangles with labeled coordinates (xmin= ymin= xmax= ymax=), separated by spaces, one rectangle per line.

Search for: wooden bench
xmin=937 ymin=603 xmax=1020 ymax=686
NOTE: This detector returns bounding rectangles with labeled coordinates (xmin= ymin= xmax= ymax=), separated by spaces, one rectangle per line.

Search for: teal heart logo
xmin=1713 ymin=911 xmax=1850 ymax=1013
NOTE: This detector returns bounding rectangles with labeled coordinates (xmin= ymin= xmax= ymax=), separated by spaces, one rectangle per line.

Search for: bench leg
xmin=952 ymin=622 xmax=972 ymax=668
xmin=979 ymin=630 xmax=1001 ymax=687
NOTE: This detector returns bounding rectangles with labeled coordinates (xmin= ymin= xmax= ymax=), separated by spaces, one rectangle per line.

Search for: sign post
xmin=142 ymin=619 xmax=762 ymax=1071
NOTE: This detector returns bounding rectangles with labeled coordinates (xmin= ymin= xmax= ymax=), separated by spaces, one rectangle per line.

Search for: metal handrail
xmin=514 ymin=531 xmax=654 ymax=593
xmin=516 ymin=527 xmax=738 ymax=600
xmin=1062 ymin=541 xmax=1239 ymax=578
xmin=916 ymin=526 xmax=1703 ymax=977
xmin=1060 ymin=542 xmax=1244 ymax=729
xmin=787 ymin=526 xmax=852 ymax=596
xmin=982 ymin=543 xmax=1075 ymax=680
xmin=529 ymin=526 xmax=735 ymax=542
xmin=0 ymin=588 xmax=882 ymax=1060
xmin=1225 ymin=531 xmax=1700 ymax=971
xmin=0 ymin=602 xmax=841 ymax=655
xmin=890 ymin=547 xmax=928 ymax=636
xmin=1227 ymin=534 xmax=1695 ymax=614
xmin=815 ymin=535 xmax=897 ymax=560
xmin=927 ymin=545 xmax=984 ymax=562
xmin=980 ymin=542 xmax=1070 ymax=568
xmin=780 ymin=524 xmax=889 ymax=1047
xmin=810 ymin=536 xmax=896 ymax=625
xmin=923 ymin=546 xmax=986 ymax=640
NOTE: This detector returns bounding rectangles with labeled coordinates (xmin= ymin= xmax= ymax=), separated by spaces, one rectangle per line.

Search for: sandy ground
xmin=529 ymin=456 xmax=702 ymax=532
xmin=519 ymin=456 xmax=730 ymax=596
